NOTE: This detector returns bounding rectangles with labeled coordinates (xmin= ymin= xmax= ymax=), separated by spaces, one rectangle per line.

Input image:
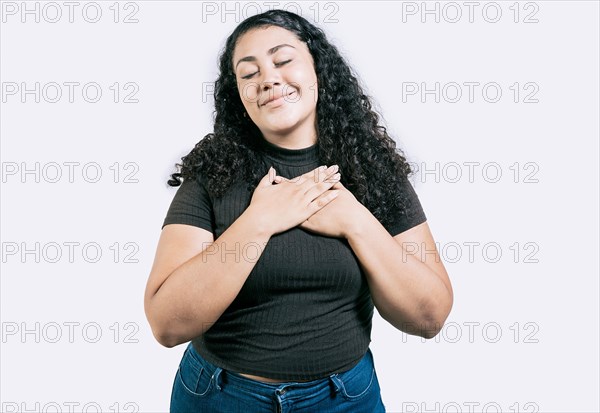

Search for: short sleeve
xmin=161 ymin=176 xmax=215 ymax=234
xmin=385 ymin=177 xmax=427 ymax=237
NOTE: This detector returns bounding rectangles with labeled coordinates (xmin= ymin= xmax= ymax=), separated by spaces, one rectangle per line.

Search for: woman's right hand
xmin=247 ymin=165 xmax=341 ymax=236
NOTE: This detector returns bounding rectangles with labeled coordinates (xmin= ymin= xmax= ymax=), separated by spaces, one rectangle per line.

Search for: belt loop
xmin=212 ymin=367 xmax=223 ymax=391
xmin=329 ymin=373 xmax=341 ymax=394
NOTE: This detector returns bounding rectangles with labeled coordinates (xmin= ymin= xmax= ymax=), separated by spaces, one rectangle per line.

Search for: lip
xmin=261 ymin=91 xmax=296 ymax=107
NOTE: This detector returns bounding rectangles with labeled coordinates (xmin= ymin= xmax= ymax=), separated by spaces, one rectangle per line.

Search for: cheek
xmin=237 ymin=82 xmax=260 ymax=105
xmin=305 ymin=82 xmax=319 ymax=104
xmin=298 ymin=82 xmax=318 ymax=106
xmin=289 ymin=70 xmax=318 ymax=103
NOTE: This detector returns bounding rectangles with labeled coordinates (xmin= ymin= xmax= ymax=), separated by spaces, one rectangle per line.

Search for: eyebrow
xmin=235 ymin=44 xmax=296 ymax=71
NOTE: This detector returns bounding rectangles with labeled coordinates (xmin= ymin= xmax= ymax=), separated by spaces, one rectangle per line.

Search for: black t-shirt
xmin=162 ymin=136 xmax=427 ymax=380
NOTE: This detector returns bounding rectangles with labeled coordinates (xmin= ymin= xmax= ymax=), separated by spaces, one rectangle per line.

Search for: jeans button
xmin=277 ymin=388 xmax=287 ymax=395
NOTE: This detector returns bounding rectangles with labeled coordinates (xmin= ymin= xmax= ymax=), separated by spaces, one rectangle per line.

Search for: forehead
xmin=233 ymin=26 xmax=303 ymax=62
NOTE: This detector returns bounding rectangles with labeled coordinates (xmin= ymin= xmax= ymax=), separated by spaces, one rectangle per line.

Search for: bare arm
xmin=346 ymin=209 xmax=453 ymax=339
xmin=144 ymin=208 xmax=271 ymax=348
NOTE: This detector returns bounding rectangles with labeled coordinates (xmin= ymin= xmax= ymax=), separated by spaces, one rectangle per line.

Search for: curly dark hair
xmin=168 ymin=9 xmax=417 ymax=229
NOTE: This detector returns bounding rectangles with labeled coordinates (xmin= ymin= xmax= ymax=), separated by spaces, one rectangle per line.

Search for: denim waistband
xmin=183 ymin=342 xmax=373 ymax=397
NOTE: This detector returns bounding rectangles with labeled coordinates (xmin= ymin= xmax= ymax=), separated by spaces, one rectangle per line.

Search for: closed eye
xmin=241 ymin=60 xmax=292 ymax=80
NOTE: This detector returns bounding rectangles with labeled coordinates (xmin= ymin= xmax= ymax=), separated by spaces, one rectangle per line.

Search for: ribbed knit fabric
xmin=162 ymin=136 xmax=427 ymax=380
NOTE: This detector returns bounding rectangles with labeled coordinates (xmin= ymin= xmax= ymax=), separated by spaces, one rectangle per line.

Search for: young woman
xmin=144 ymin=9 xmax=453 ymax=412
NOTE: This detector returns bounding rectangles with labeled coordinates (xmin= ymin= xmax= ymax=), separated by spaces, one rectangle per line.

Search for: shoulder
xmin=385 ymin=177 xmax=427 ymax=236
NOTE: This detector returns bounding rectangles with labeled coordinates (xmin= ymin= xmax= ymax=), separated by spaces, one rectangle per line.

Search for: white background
xmin=1 ymin=1 xmax=598 ymax=412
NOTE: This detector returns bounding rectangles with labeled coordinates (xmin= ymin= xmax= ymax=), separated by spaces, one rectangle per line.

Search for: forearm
xmin=346 ymin=208 xmax=452 ymax=338
xmin=149 ymin=207 xmax=272 ymax=347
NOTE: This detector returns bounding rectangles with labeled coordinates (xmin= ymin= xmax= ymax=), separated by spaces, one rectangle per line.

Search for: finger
xmin=259 ymin=167 xmax=276 ymax=186
xmin=323 ymin=172 xmax=341 ymax=184
xmin=309 ymin=189 xmax=340 ymax=212
xmin=274 ymin=175 xmax=290 ymax=184
xmin=302 ymin=173 xmax=340 ymax=201
xmin=312 ymin=165 xmax=339 ymax=183
xmin=296 ymin=165 xmax=327 ymax=184
xmin=299 ymin=169 xmax=337 ymax=192
xmin=295 ymin=175 xmax=308 ymax=185
xmin=284 ymin=174 xmax=307 ymax=185
xmin=328 ymin=189 xmax=341 ymax=198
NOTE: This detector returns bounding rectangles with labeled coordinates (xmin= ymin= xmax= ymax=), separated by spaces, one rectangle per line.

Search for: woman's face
xmin=232 ymin=25 xmax=318 ymax=140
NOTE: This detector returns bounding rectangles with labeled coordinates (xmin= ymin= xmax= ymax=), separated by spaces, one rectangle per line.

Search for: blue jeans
xmin=170 ymin=342 xmax=387 ymax=412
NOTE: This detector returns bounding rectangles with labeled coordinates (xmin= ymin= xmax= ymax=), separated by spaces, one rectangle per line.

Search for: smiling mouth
xmin=262 ymin=91 xmax=297 ymax=107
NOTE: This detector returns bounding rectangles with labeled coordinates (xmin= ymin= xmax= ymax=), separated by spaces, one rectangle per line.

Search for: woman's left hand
xmin=297 ymin=181 xmax=367 ymax=239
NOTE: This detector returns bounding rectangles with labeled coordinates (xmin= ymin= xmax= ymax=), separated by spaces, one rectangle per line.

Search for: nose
xmin=259 ymin=79 xmax=281 ymax=105
xmin=261 ymin=80 xmax=280 ymax=91
xmin=259 ymin=64 xmax=282 ymax=91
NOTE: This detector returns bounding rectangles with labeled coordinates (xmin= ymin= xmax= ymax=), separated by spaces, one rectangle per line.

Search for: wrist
xmin=344 ymin=204 xmax=374 ymax=240
xmin=242 ymin=205 xmax=275 ymax=239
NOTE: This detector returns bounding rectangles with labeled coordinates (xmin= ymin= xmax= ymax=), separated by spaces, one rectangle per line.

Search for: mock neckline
xmin=258 ymin=136 xmax=319 ymax=166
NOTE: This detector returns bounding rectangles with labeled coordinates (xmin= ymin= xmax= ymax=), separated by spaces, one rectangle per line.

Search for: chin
xmin=261 ymin=115 xmax=302 ymax=130
xmin=264 ymin=123 xmax=300 ymax=135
